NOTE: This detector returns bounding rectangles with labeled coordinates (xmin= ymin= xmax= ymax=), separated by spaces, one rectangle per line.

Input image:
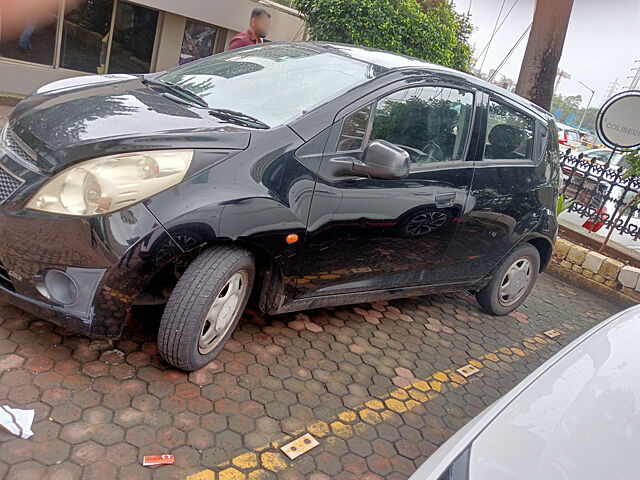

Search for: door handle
xmin=435 ymin=192 xmax=456 ymax=208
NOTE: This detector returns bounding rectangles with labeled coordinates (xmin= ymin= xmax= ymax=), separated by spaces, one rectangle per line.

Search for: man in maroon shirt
xmin=228 ymin=8 xmax=271 ymax=50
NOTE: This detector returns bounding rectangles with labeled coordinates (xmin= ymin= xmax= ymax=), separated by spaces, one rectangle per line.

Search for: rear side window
xmin=484 ymin=101 xmax=535 ymax=160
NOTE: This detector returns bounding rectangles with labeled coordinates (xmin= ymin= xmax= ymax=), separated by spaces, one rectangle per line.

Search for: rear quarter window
xmin=484 ymin=100 xmax=535 ymax=160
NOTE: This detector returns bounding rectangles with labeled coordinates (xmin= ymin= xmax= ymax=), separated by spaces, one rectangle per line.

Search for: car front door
xmin=295 ymin=80 xmax=480 ymax=298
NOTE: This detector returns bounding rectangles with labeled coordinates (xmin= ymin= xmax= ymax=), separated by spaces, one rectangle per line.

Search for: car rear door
xmin=295 ymin=77 xmax=483 ymax=298
xmin=444 ymin=95 xmax=551 ymax=281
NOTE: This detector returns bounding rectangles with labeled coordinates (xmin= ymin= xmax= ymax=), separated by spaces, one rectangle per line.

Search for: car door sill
xmin=268 ymin=277 xmax=489 ymax=315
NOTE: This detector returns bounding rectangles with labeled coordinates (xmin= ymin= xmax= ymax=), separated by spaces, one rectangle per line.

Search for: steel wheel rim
xmin=498 ymin=258 xmax=532 ymax=307
xmin=198 ymin=270 xmax=248 ymax=355
xmin=405 ymin=212 xmax=448 ymax=235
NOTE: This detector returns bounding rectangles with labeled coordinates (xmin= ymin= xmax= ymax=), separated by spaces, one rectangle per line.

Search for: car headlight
xmin=27 ymin=150 xmax=194 ymax=216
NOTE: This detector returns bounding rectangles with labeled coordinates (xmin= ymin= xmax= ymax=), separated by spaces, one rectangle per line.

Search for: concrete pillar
xmin=153 ymin=12 xmax=187 ymax=72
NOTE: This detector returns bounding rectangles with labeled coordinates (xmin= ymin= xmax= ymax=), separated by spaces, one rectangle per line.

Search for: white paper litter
xmin=0 ymin=405 xmax=35 ymax=439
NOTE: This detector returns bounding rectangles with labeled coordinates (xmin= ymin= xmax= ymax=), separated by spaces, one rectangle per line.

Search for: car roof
xmin=299 ymin=42 xmax=554 ymax=121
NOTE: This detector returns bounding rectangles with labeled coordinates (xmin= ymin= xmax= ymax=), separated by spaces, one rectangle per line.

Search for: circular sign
xmin=596 ymin=90 xmax=640 ymax=150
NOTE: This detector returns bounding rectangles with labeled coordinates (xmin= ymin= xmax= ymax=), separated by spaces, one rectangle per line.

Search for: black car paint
xmin=0 ymin=43 xmax=559 ymax=338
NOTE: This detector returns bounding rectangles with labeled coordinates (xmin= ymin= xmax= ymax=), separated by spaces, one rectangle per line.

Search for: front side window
xmin=484 ymin=101 xmax=535 ymax=160
xmin=369 ymin=86 xmax=474 ymax=164
xmin=338 ymin=105 xmax=372 ymax=152
xmin=159 ymin=44 xmax=388 ymax=127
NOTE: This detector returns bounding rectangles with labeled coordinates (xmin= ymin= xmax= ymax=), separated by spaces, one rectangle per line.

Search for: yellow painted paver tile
xmin=232 ymin=452 xmax=258 ymax=469
xmin=219 ymin=467 xmax=244 ymax=480
xmin=187 ymin=470 xmax=216 ymax=480
xmin=306 ymin=421 xmax=329 ymax=438
xmin=330 ymin=421 xmax=353 ymax=438
xmin=359 ymin=408 xmax=381 ymax=425
xmin=364 ymin=399 xmax=385 ymax=411
xmin=433 ymin=371 xmax=448 ymax=382
xmin=260 ymin=452 xmax=288 ymax=472
xmin=338 ymin=410 xmax=357 ymax=423
xmin=412 ymin=379 xmax=431 ymax=392
xmin=384 ymin=398 xmax=407 ymax=413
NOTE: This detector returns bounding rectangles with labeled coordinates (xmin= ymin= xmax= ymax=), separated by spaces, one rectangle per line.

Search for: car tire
xmin=157 ymin=245 xmax=254 ymax=371
xmin=475 ymin=243 xmax=540 ymax=316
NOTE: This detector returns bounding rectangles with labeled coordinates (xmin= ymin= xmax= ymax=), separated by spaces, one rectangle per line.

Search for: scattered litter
xmin=281 ymin=433 xmax=319 ymax=460
xmin=544 ymin=329 xmax=561 ymax=338
xmin=104 ymin=349 xmax=125 ymax=358
xmin=0 ymin=405 xmax=35 ymax=439
xmin=143 ymin=454 xmax=175 ymax=466
xmin=456 ymin=364 xmax=480 ymax=378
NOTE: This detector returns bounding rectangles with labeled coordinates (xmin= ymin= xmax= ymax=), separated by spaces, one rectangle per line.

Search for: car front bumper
xmin=0 ymin=199 xmax=181 ymax=337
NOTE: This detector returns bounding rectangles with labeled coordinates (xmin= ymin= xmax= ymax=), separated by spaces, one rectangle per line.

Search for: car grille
xmin=0 ymin=166 xmax=23 ymax=204
xmin=2 ymin=126 xmax=35 ymax=165
xmin=0 ymin=259 xmax=15 ymax=292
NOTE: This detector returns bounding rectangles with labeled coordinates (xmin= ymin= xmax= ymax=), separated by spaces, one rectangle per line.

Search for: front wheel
xmin=158 ymin=246 xmax=254 ymax=371
xmin=475 ymin=243 xmax=540 ymax=316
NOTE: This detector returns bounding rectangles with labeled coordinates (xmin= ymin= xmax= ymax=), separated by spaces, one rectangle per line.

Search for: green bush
xmin=293 ymin=0 xmax=473 ymax=71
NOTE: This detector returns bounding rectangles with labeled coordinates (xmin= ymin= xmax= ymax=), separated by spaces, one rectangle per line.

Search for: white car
xmin=410 ymin=304 xmax=640 ymax=480
xmin=556 ymin=122 xmax=582 ymax=152
xmin=578 ymin=148 xmax=630 ymax=172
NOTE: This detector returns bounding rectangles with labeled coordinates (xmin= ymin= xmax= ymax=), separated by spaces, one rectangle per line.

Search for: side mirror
xmin=565 ymin=148 xmax=572 ymax=156
xmin=578 ymin=152 xmax=584 ymax=159
xmin=353 ymin=140 xmax=410 ymax=180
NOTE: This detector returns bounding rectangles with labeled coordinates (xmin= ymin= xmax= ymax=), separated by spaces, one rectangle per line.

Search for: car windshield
xmin=157 ymin=44 xmax=387 ymax=127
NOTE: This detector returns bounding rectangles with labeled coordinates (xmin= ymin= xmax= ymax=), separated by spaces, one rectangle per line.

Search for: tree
xmin=293 ymin=0 xmax=473 ymax=72
xmin=516 ymin=0 xmax=574 ymax=110
xmin=550 ymin=93 xmax=599 ymax=132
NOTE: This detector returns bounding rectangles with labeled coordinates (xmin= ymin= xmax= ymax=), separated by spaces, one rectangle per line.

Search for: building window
xmin=108 ymin=1 xmax=158 ymax=73
xmin=0 ymin=6 xmax=59 ymax=66
xmin=180 ymin=19 xmax=217 ymax=65
xmin=60 ymin=0 xmax=115 ymax=73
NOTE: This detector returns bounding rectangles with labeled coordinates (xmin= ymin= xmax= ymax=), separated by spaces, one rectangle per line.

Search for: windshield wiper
xmin=208 ymin=109 xmax=270 ymax=129
xmin=141 ymin=75 xmax=209 ymax=108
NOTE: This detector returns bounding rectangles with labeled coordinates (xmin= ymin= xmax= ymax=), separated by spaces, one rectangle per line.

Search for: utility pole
xmin=515 ymin=0 xmax=574 ymax=110
xmin=577 ymin=80 xmax=595 ymax=130
xmin=626 ymin=60 xmax=640 ymax=89
xmin=602 ymin=78 xmax=620 ymax=104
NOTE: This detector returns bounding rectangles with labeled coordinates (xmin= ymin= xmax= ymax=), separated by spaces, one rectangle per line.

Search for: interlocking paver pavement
xmin=0 ymin=273 xmax=624 ymax=479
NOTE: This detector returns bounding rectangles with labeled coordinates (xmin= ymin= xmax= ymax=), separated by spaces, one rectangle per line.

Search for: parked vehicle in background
xmin=409 ymin=304 xmax=640 ymax=480
xmin=556 ymin=122 xmax=582 ymax=151
xmin=578 ymin=148 xmax=630 ymax=172
xmin=579 ymin=132 xmax=598 ymax=150
xmin=0 ymin=42 xmax=560 ymax=371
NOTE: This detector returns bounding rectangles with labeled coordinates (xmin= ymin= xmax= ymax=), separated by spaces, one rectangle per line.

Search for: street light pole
xmin=577 ymin=80 xmax=595 ymax=130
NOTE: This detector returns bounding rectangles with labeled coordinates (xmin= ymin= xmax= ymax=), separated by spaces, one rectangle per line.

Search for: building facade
xmin=0 ymin=0 xmax=304 ymax=95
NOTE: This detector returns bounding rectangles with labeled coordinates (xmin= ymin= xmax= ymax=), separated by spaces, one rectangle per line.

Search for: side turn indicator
xmin=286 ymin=234 xmax=299 ymax=244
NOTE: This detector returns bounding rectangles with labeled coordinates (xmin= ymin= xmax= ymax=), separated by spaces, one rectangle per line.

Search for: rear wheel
xmin=158 ymin=245 xmax=254 ymax=371
xmin=475 ymin=243 xmax=540 ymax=316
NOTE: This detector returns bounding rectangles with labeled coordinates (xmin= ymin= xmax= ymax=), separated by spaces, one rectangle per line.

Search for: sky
xmin=454 ymin=0 xmax=640 ymax=109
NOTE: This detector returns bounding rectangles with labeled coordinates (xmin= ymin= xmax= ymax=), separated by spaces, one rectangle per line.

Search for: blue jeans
xmin=19 ymin=24 xmax=35 ymax=50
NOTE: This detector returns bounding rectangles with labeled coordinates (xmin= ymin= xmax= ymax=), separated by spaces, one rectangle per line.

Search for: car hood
xmin=6 ymin=75 xmax=251 ymax=173
xmin=410 ymin=304 xmax=640 ymax=480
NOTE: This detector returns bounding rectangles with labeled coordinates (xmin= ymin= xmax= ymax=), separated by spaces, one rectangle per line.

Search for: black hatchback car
xmin=0 ymin=42 xmax=560 ymax=370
